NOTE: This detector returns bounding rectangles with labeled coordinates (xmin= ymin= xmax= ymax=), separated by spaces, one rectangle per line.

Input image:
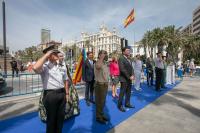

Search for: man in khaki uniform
xmin=94 ymin=50 xmax=109 ymax=124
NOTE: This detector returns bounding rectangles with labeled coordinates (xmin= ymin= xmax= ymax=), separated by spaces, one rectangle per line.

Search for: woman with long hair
xmin=109 ymin=55 xmax=120 ymax=98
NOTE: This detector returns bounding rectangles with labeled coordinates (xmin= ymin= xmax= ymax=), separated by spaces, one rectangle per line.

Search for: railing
xmin=0 ymin=67 xmax=199 ymax=99
xmin=0 ymin=73 xmax=42 ymax=98
xmin=0 ymin=72 xmax=85 ymax=98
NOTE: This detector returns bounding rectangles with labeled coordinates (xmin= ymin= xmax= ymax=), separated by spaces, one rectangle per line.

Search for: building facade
xmin=41 ymin=29 xmax=51 ymax=44
xmin=181 ymin=24 xmax=193 ymax=35
xmin=193 ymin=5 xmax=200 ymax=35
xmin=64 ymin=24 xmax=122 ymax=58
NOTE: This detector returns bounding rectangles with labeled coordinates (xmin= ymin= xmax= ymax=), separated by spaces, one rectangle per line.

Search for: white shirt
xmin=134 ymin=60 xmax=143 ymax=72
xmin=40 ymin=61 xmax=68 ymax=90
xmin=155 ymin=57 xmax=164 ymax=69
xmin=89 ymin=59 xmax=93 ymax=67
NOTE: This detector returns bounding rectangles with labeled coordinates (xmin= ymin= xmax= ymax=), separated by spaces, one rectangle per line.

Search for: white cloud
xmin=0 ymin=0 xmax=200 ymax=51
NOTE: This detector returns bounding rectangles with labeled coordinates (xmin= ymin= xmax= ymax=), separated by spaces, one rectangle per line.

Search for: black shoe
xmin=102 ymin=115 xmax=109 ymax=121
xmin=86 ymin=101 xmax=90 ymax=106
xmin=125 ymin=104 xmax=135 ymax=108
xmin=156 ymin=89 xmax=161 ymax=92
xmin=96 ymin=118 xmax=107 ymax=124
xmin=90 ymin=100 xmax=95 ymax=104
xmin=118 ymin=106 xmax=126 ymax=112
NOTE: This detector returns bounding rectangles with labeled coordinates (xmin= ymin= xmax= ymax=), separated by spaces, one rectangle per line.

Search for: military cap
xmin=42 ymin=44 xmax=59 ymax=54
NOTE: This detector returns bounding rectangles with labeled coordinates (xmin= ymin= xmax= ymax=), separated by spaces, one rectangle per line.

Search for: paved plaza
xmin=0 ymin=76 xmax=200 ymax=133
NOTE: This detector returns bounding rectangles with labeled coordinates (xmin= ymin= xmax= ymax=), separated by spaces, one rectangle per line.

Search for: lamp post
xmin=2 ymin=0 xmax=7 ymax=77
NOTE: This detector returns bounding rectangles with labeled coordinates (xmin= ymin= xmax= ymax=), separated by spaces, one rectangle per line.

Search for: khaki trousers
xmin=94 ymin=82 xmax=108 ymax=119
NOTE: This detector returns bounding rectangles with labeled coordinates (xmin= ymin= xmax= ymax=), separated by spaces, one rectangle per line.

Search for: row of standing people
xmin=82 ymin=47 xmax=135 ymax=125
xmin=178 ymin=59 xmax=196 ymax=78
xmin=32 ymin=45 xmax=131 ymax=133
xmin=33 ymin=44 xmax=172 ymax=133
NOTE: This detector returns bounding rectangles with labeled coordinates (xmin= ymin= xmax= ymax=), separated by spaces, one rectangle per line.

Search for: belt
xmin=95 ymin=81 xmax=108 ymax=85
xmin=44 ymin=88 xmax=65 ymax=94
xmin=156 ymin=67 xmax=163 ymax=70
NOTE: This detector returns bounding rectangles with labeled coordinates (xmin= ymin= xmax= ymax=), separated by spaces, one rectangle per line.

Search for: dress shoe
xmin=96 ymin=118 xmax=107 ymax=124
xmin=90 ymin=100 xmax=95 ymax=104
xmin=118 ymin=106 xmax=126 ymax=112
xmin=125 ymin=104 xmax=135 ymax=108
xmin=102 ymin=115 xmax=109 ymax=121
xmin=86 ymin=101 xmax=90 ymax=106
xmin=156 ymin=89 xmax=161 ymax=92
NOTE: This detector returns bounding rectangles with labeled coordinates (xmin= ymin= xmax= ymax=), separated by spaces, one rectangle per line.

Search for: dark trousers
xmin=43 ymin=88 xmax=66 ymax=133
xmin=161 ymin=69 xmax=166 ymax=88
xmin=147 ymin=72 xmax=154 ymax=86
xmin=155 ymin=67 xmax=163 ymax=91
xmin=118 ymin=82 xmax=131 ymax=107
xmin=85 ymin=80 xmax=94 ymax=101
xmin=94 ymin=82 xmax=108 ymax=119
xmin=12 ymin=68 xmax=18 ymax=77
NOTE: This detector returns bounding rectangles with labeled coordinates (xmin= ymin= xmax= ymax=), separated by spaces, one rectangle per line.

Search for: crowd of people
xmin=31 ymin=44 xmax=197 ymax=133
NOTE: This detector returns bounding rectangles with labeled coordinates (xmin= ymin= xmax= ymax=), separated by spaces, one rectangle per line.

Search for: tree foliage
xmin=139 ymin=25 xmax=200 ymax=64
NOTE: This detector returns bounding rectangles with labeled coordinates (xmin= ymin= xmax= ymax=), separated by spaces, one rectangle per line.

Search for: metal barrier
xmin=0 ymin=72 xmax=86 ymax=98
xmin=0 ymin=73 xmax=42 ymax=98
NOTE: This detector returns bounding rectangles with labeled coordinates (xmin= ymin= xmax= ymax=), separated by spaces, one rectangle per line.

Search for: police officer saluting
xmin=33 ymin=45 xmax=69 ymax=133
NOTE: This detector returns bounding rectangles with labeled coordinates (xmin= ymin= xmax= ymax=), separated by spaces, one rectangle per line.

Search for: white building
xmin=193 ymin=5 xmax=200 ymax=35
xmin=63 ymin=24 xmax=122 ymax=58
xmin=131 ymin=42 xmax=145 ymax=57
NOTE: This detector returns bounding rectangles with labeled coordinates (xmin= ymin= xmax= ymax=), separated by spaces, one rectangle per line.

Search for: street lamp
xmin=2 ymin=0 xmax=7 ymax=77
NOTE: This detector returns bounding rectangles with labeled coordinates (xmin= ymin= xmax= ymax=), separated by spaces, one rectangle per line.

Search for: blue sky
xmin=0 ymin=0 xmax=200 ymax=51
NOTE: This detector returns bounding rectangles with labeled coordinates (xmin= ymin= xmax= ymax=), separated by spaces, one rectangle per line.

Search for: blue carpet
xmin=0 ymin=81 xmax=180 ymax=133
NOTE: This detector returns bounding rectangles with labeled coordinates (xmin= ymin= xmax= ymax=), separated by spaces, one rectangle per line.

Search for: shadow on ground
xmin=0 ymin=104 xmax=35 ymax=120
xmin=153 ymin=93 xmax=200 ymax=118
xmin=0 ymin=87 xmax=14 ymax=96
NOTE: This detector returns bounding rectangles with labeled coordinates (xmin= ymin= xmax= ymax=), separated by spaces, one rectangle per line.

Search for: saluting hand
xmin=130 ymin=75 xmax=135 ymax=80
xmin=44 ymin=50 xmax=54 ymax=58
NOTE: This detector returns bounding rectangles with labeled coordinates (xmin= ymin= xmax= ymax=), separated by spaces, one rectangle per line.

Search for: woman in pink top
xmin=109 ymin=56 xmax=120 ymax=98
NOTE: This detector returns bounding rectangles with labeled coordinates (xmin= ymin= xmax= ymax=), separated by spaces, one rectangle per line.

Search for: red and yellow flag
xmin=124 ymin=8 xmax=135 ymax=28
xmin=72 ymin=48 xmax=86 ymax=85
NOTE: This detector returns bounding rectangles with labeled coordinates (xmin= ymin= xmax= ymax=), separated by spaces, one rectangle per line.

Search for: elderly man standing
xmin=94 ymin=50 xmax=109 ymax=124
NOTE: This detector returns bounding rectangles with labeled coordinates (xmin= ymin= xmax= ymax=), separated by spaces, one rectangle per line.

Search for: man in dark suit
xmin=118 ymin=47 xmax=135 ymax=112
xmin=82 ymin=51 xmax=95 ymax=106
xmin=10 ymin=57 xmax=19 ymax=77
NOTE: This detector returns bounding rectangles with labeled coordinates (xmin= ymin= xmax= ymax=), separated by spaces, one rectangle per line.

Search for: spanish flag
xmin=72 ymin=48 xmax=86 ymax=84
xmin=124 ymin=8 xmax=135 ymax=28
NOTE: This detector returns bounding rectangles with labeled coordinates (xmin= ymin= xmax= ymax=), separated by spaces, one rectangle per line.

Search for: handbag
xmin=38 ymin=65 xmax=80 ymax=123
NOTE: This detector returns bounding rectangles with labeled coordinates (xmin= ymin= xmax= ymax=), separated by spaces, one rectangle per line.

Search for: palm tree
xmin=140 ymin=31 xmax=152 ymax=57
xmin=164 ymin=26 xmax=185 ymax=63
xmin=140 ymin=25 xmax=200 ymax=64
xmin=183 ymin=35 xmax=200 ymax=64
xmin=151 ymin=28 xmax=168 ymax=53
